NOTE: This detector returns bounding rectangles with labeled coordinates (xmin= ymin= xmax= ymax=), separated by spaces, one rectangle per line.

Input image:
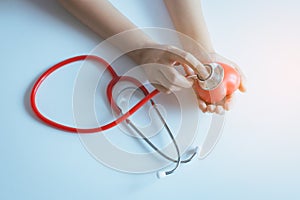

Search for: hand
xmin=136 ymin=44 xmax=208 ymax=93
xmin=186 ymin=53 xmax=247 ymax=114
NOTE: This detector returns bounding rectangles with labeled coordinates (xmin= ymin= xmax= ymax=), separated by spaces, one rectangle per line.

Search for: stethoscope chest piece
xmin=198 ymin=63 xmax=224 ymax=90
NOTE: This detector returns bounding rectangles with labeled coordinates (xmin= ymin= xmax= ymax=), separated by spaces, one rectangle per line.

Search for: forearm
xmin=164 ymin=0 xmax=215 ymax=54
xmin=58 ymin=0 xmax=210 ymax=80
xmin=58 ymin=0 xmax=153 ymax=62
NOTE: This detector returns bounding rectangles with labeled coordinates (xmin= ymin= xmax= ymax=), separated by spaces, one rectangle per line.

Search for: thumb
xmin=162 ymin=67 xmax=193 ymax=88
xmin=165 ymin=46 xmax=209 ymax=78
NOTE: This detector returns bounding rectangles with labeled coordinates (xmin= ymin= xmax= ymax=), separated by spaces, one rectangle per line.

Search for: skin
xmin=58 ymin=0 xmax=210 ymax=91
xmin=164 ymin=0 xmax=246 ymax=114
xmin=58 ymin=0 xmax=246 ymax=114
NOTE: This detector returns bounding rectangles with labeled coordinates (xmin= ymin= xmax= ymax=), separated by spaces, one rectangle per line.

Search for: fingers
xmin=152 ymin=83 xmax=171 ymax=94
xmin=227 ymin=62 xmax=247 ymax=93
xmin=197 ymin=98 xmax=208 ymax=113
xmin=143 ymin=63 xmax=192 ymax=93
xmin=210 ymin=53 xmax=247 ymax=93
xmin=207 ymin=105 xmax=215 ymax=113
xmin=239 ymin=76 xmax=247 ymax=92
xmin=197 ymin=97 xmax=224 ymax=114
xmin=199 ymin=93 xmax=235 ymax=114
xmin=164 ymin=46 xmax=210 ymax=78
xmin=207 ymin=105 xmax=224 ymax=114
xmin=150 ymin=71 xmax=182 ymax=93
xmin=197 ymin=96 xmax=226 ymax=114
xmin=215 ymin=105 xmax=225 ymax=114
xmin=141 ymin=45 xmax=209 ymax=89
xmin=160 ymin=66 xmax=193 ymax=88
xmin=233 ymin=65 xmax=247 ymax=93
xmin=224 ymin=94 xmax=234 ymax=111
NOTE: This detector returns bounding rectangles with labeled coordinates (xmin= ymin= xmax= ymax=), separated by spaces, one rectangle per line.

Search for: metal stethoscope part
xmin=187 ymin=63 xmax=224 ymax=91
xmin=115 ymin=87 xmax=200 ymax=178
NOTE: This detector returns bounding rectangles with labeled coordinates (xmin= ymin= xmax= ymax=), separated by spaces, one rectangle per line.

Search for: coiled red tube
xmin=30 ymin=55 xmax=159 ymax=133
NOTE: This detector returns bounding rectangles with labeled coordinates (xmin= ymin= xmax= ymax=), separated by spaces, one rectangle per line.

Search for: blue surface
xmin=1 ymin=0 xmax=300 ymax=199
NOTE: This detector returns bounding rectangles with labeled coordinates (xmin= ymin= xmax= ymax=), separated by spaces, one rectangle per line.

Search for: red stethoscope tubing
xmin=30 ymin=55 xmax=160 ymax=133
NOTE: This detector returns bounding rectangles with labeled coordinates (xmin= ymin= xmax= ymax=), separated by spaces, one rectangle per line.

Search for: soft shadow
xmin=24 ymin=75 xmax=41 ymax=123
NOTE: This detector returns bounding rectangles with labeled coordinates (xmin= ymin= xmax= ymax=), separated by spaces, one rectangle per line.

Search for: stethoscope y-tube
xmin=117 ymin=96 xmax=199 ymax=178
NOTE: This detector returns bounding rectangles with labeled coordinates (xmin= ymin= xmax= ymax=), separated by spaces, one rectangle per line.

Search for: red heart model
xmin=189 ymin=62 xmax=241 ymax=104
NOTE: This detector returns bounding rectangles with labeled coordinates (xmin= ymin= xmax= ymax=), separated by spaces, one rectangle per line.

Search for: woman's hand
xmin=135 ymin=44 xmax=209 ymax=94
xmin=194 ymin=53 xmax=246 ymax=114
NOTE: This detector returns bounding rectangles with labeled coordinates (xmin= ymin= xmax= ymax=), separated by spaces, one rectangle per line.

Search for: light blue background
xmin=1 ymin=0 xmax=300 ymax=199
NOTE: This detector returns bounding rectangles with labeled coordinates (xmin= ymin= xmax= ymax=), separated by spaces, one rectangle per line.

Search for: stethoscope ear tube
xmin=30 ymin=55 xmax=159 ymax=133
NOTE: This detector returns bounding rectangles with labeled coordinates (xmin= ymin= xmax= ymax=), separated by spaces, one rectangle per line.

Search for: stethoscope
xmin=31 ymin=55 xmax=222 ymax=178
xmin=115 ymin=86 xmax=200 ymax=178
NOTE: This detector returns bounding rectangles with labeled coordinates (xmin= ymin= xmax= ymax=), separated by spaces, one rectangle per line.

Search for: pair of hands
xmin=138 ymin=44 xmax=246 ymax=114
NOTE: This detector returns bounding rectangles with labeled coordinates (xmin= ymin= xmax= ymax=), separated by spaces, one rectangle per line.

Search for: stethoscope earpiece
xmin=157 ymin=171 xmax=167 ymax=179
xmin=194 ymin=146 xmax=201 ymax=157
xmin=156 ymin=146 xmax=200 ymax=179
